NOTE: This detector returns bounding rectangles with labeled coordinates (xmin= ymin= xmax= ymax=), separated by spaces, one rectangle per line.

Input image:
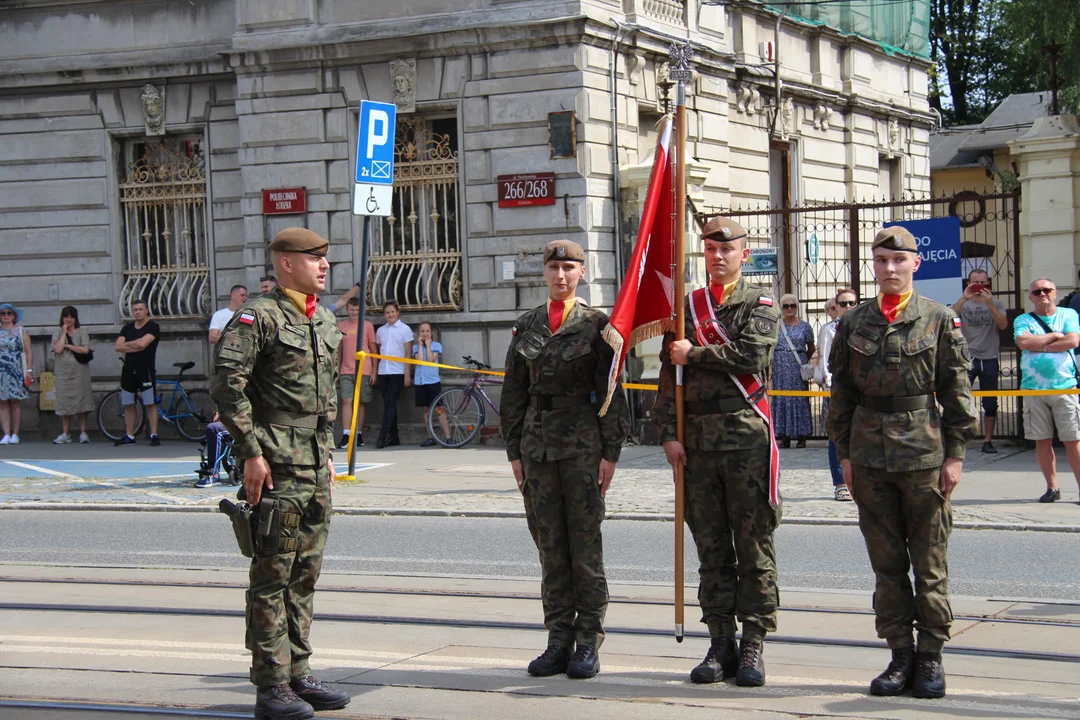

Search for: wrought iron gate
xmin=118 ymin=136 xmax=211 ymax=320
xmin=367 ymin=116 xmax=462 ymax=313
xmin=702 ymin=191 xmax=1022 ymax=438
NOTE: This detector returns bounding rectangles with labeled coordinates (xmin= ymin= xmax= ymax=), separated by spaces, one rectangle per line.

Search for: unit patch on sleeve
xmin=952 ymin=317 xmax=962 ymax=329
xmin=758 ymin=296 xmax=774 ymax=306
xmin=239 ymin=312 xmax=255 ymax=326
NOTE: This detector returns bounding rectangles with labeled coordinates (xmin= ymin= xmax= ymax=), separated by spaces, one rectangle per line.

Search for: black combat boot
xmin=690 ymin=635 xmax=738 ymax=683
xmin=869 ymin=647 xmax=916 ymax=696
xmin=290 ymin=675 xmax=351 ymax=711
xmin=912 ymin=652 xmax=946 ymax=699
xmin=254 ymin=683 xmax=314 ymax=720
xmin=566 ymin=645 xmax=600 ymax=679
xmin=527 ymin=644 xmax=571 ymax=676
xmin=735 ymin=638 xmax=765 ymax=687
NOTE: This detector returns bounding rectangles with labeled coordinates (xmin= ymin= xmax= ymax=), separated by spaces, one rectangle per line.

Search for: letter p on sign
xmin=366 ymin=110 xmax=389 ymax=158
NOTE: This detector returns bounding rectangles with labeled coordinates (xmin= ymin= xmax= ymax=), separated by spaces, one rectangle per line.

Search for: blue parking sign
xmin=356 ymin=100 xmax=396 ymax=185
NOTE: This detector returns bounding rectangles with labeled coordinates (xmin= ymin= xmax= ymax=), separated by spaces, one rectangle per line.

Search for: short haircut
xmin=382 ymin=299 xmax=400 ymax=311
xmin=346 ymin=297 xmax=361 ymax=308
xmin=780 ymin=293 xmax=798 ymax=305
xmin=131 ymin=299 xmax=148 ymax=308
xmin=968 ymin=269 xmax=989 ymax=281
xmin=1030 ymin=277 xmax=1055 ymax=291
xmin=231 ymin=284 xmax=247 ymax=294
xmin=835 ymin=287 xmax=858 ymax=300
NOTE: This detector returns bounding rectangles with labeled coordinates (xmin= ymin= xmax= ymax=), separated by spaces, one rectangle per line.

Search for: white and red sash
xmin=688 ymin=287 xmax=781 ymax=508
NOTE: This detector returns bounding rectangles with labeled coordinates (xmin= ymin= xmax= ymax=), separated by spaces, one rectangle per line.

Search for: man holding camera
xmin=952 ymin=269 xmax=1008 ymax=453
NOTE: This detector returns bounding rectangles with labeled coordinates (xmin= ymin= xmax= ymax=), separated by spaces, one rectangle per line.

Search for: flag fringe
xmin=598 ymin=317 xmax=674 ymax=417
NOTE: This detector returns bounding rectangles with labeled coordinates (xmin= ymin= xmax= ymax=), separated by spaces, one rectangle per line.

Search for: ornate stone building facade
xmin=0 ymin=0 xmax=933 ymax=433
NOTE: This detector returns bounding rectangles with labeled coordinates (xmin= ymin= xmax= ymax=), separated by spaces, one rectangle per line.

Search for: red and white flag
xmin=600 ymin=114 xmax=675 ymax=415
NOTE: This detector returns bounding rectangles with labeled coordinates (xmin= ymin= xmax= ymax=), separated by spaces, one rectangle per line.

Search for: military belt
xmin=254 ymin=407 xmax=329 ymax=431
xmin=528 ymin=394 xmax=593 ymax=411
xmin=858 ymin=394 xmax=935 ymax=412
xmin=684 ymin=397 xmax=750 ymax=415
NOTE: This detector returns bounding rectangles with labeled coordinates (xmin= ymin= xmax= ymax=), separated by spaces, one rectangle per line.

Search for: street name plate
xmin=498 ymin=172 xmax=556 ymax=208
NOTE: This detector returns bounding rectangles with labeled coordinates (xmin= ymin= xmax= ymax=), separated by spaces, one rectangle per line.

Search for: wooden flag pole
xmin=670 ymin=43 xmax=692 ymax=644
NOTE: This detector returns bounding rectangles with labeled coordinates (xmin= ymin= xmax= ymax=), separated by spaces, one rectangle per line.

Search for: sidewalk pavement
xmin=1 ymin=438 xmax=1078 ymax=529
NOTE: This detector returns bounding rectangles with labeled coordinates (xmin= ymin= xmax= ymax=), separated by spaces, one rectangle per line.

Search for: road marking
xmin=3 ymin=461 xmax=78 ymax=479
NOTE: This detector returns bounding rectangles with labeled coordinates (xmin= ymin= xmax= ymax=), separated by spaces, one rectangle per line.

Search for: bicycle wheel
xmin=96 ymin=390 xmax=144 ymax=441
xmin=429 ymin=387 xmax=485 ymax=448
xmin=174 ymin=389 xmax=216 ymax=442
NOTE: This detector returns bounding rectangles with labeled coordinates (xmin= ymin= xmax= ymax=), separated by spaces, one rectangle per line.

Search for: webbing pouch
xmin=256 ymin=499 xmax=281 ymax=554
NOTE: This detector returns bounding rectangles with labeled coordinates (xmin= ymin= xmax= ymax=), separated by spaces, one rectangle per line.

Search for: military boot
xmin=869 ymin=647 xmax=916 ymax=696
xmin=566 ymin=645 xmax=600 ymax=679
xmin=527 ymin=644 xmax=571 ymax=676
xmin=912 ymin=652 xmax=946 ymax=699
xmin=735 ymin=638 xmax=765 ymax=687
xmin=254 ymin=683 xmax=314 ymax=720
xmin=690 ymin=636 xmax=738 ymax=683
xmin=290 ymin=676 xmax=351 ymax=711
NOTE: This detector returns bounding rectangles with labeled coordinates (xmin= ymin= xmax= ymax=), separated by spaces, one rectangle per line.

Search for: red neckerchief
xmin=880 ymin=294 xmax=902 ymax=323
xmin=548 ymin=300 xmax=565 ymax=333
xmin=305 ymin=294 xmax=317 ymax=319
xmin=709 ymin=283 xmax=725 ymax=306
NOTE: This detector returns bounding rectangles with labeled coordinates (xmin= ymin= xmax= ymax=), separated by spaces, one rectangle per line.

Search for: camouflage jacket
xmin=827 ymin=292 xmax=977 ymax=471
xmin=653 ymin=279 xmax=780 ymax=450
xmin=211 ymin=288 xmax=342 ymax=466
xmin=500 ymin=300 xmax=630 ymax=463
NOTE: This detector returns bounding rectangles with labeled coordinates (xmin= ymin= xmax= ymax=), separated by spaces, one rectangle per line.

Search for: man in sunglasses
xmin=828 ymin=226 xmax=977 ymax=699
xmin=1013 ymin=279 xmax=1080 ymax=504
xmin=952 ymin=270 xmax=1008 ymax=453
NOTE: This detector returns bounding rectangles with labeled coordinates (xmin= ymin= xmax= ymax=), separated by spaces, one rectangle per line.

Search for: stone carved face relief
xmin=394 ymin=74 xmax=412 ymax=98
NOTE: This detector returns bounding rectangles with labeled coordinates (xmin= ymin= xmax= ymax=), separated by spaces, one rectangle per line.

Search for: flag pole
xmin=669 ymin=42 xmax=693 ymax=644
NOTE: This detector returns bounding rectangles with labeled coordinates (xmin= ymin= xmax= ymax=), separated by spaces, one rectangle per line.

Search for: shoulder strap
xmin=1028 ymin=312 xmax=1054 ymax=334
xmin=780 ymin=323 xmax=799 ymax=354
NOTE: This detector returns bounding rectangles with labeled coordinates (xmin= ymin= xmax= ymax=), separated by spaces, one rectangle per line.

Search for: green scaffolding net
xmin=762 ymin=0 xmax=931 ymax=60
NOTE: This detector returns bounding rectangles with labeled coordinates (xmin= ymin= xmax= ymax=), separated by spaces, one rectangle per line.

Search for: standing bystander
xmin=372 ymin=300 xmax=413 ymax=448
xmin=0 ymin=303 xmax=32 ymax=445
xmin=51 ymin=306 xmax=94 ymax=444
xmin=114 ymin=300 xmax=161 ymax=446
xmin=336 ymin=297 xmax=376 ymax=449
xmin=208 ymin=285 xmax=248 ymax=344
xmin=1013 ymin=278 xmax=1080 ymax=503
xmin=952 ymin=270 xmax=1008 ymax=453
xmin=815 ymin=288 xmax=858 ymax=500
xmin=259 ymin=275 xmax=277 ymax=294
xmin=413 ymin=322 xmax=451 ymax=446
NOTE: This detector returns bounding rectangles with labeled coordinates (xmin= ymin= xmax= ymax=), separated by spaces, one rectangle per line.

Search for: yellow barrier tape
xmin=352 ymin=351 xmax=1080 ymax=399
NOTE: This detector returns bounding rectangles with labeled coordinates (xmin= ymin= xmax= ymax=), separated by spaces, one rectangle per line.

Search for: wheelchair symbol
xmin=366 ymin=187 xmax=379 ymax=213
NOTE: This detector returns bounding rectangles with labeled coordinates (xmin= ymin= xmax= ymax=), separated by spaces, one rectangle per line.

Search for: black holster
xmin=219 ymin=498 xmax=256 ymax=558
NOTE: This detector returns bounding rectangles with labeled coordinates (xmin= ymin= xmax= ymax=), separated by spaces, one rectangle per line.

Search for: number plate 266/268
xmin=498 ymin=173 xmax=556 ymax=208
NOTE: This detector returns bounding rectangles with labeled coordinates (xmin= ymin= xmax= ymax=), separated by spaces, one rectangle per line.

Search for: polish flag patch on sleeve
xmin=238 ymin=312 xmax=255 ymax=326
xmin=953 ymin=317 xmax=962 ymax=328
xmin=758 ymin=296 xmax=774 ymax=306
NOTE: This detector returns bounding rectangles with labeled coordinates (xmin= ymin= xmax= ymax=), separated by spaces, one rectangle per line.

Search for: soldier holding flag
xmin=653 ymin=217 xmax=782 ymax=687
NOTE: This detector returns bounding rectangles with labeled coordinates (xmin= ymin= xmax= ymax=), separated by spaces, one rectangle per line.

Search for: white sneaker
xmin=53 ymin=433 xmax=72 ymax=444
xmin=0 ymin=435 xmax=9 ymax=445
xmin=8 ymin=434 xmax=18 ymax=444
xmin=79 ymin=433 xmax=90 ymax=444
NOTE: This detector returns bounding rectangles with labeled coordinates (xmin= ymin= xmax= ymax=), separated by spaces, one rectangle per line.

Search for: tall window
xmin=368 ymin=115 xmax=462 ymax=313
xmin=117 ymin=136 xmax=211 ymax=319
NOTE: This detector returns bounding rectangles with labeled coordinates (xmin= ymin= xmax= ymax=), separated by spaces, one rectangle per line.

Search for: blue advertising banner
xmin=883 ymin=216 xmax=962 ymax=305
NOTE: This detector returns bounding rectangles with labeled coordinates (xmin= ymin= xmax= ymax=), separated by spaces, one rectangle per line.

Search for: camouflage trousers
xmin=684 ymin=447 xmax=780 ymax=640
xmin=521 ymin=451 xmax=608 ymax=649
xmin=246 ymin=463 xmax=332 ymax=686
xmin=852 ymin=465 xmax=952 ymax=653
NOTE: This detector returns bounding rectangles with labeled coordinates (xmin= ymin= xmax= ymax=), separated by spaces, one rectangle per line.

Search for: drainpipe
xmin=610 ymin=19 xmax=635 ymax=283
xmin=768 ymin=6 xmax=791 ymax=138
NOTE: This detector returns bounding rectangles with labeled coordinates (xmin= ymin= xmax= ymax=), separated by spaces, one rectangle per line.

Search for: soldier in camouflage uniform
xmin=212 ymin=228 xmax=351 ymax=720
xmin=828 ymin=226 xmax=977 ymax=699
xmin=654 ymin=217 xmax=781 ymax=687
xmin=500 ymin=239 xmax=631 ymax=679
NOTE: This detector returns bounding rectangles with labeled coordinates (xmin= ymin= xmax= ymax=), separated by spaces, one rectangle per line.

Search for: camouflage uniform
xmin=211 ymin=287 xmax=342 ymax=686
xmin=500 ymin=301 xmax=631 ymax=650
xmin=827 ymin=292 xmax=977 ymax=653
xmin=653 ymin=279 xmax=782 ymax=641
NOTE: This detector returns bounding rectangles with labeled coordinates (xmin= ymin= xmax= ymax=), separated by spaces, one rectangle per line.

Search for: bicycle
xmin=427 ymin=355 xmax=502 ymax=448
xmin=97 ymin=361 xmax=216 ymax=442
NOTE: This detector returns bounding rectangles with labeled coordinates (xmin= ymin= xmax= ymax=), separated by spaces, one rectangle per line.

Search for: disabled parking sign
xmin=354 ymin=100 xmax=396 ymax=216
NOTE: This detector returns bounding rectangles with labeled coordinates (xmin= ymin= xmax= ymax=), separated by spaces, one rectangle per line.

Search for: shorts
xmin=1023 ymin=393 xmax=1080 ymax=441
xmin=338 ymin=374 xmax=374 ymax=406
xmin=414 ymin=382 xmax=443 ymax=408
xmin=120 ymin=365 xmax=155 ymax=406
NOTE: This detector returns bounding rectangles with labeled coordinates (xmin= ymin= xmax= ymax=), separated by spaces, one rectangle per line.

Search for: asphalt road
xmin=2 ymin=511 xmax=1078 ymax=600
